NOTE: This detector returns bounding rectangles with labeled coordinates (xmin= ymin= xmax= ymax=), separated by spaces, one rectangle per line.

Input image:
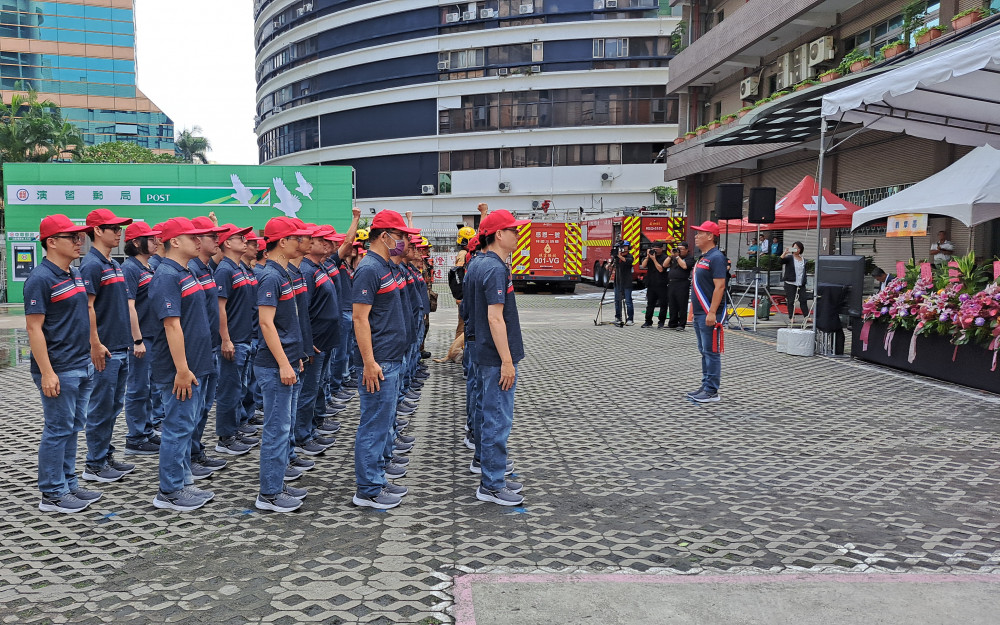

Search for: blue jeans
xmin=256 ymin=365 xmax=295 ymax=495
xmin=465 ymin=341 xmax=477 ymax=434
xmin=614 ymin=283 xmax=634 ymax=321
xmin=190 ymin=349 xmax=219 ymax=459
xmin=692 ymin=312 xmax=722 ymax=393
xmin=246 ymin=339 xmax=263 ymax=414
xmin=477 ymin=363 xmax=517 ymax=491
xmin=217 ymin=342 xmax=252 ymax=439
xmin=156 ymin=376 xmax=207 ymax=494
xmin=294 ymin=353 xmax=324 ymax=445
xmin=85 ymin=350 xmax=128 ymax=468
xmin=336 ymin=311 xmax=353 ymax=386
xmin=355 ymin=360 xmax=402 ymax=497
xmin=124 ymin=340 xmax=155 ymax=445
xmin=34 ymin=365 xmax=95 ymax=498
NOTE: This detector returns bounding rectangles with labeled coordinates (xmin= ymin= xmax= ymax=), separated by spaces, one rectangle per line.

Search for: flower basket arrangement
xmin=840 ymin=49 xmax=874 ymax=74
xmin=771 ymin=90 xmax=791 ymax=100
xmin=881 ymin=40 xmax=909 ymax=59
xmin=684 ymin=131 xmax=697 ymax=139
xmin=819 ymin=69 xmax=842 ymax=83
xmin=915 ymin=24 xmax=946 ymax=44
xmin=794 ymin=79 xmax=820 ymax=91
xmin=708 ymin=119 xmax=721 ymax=130
xmin=952 ymin=7 xmax=987 ymax=30
xmin=695 ymin=125 xmax=709 ymax=136
xmin=722 ymin=113 xmax=737 ymax=124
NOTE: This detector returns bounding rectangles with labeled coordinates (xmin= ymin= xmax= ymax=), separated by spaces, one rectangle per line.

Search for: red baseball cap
xmin=158 ymin=217 xmax=213 ymax=241
xmin=370 ymin=209 xmax=420 ymax=234
xmin=39 ymin=214 xmax=92 ymax=241
xmin=691 ymin=220 xmax=721 ymax=237
xmin=86 ymin=208 xmax=132 ymax=228
xmin=191 ymin=216 xmax=228 ymax=234
xmin=124 ymin=222 xmax=161 ymax=242
xmin=312 ymin=225 xmax=336 ymax=238
xmin=264 ymin=217 xmax=312 ymax=242
xmin=326 ymin=232 xmax=347 ymax=243
xmin=467 ymin=236 xmax=480 ymax=252
xmin=478 ymin=210 xmax=529 ymax=236
xmin=218 ymin=223 xmax=253 ymax=243
xmin=244 ymin=233 xmax=260 ymax=245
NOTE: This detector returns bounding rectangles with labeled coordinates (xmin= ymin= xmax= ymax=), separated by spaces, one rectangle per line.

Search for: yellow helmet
xmin=457 ymin=226 xmax=476 ymax=246
xmin=356 ymin=228 xmax=369 ymax=242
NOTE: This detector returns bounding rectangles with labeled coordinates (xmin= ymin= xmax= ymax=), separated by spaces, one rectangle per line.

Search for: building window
xmin=443 ymin=142 xmax=662 ymax=171
xmin=594 ymin=38 xmax=628 ymax=58
xmin=844 ymin=1 xmax=939 ymax=53
xmin=440 ymin=48 xmax=485 ymax=69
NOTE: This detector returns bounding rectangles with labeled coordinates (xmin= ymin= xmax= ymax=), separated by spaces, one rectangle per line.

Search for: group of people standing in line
xmin=25 ymin=206 xmax=444 ymax=514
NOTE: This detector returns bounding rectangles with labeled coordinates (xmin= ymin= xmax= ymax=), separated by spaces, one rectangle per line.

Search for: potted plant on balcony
xmin=738 ymin=105 xmax=755 ymax=118
xmin=771 ymin=89 xmax=791 ymax=100
xmin=841 ymin=48 xmax=874 ymax=73
xmin=695 ymin=124 xmax=709 ymax=136
xmin=915 ymin=23 xmax=947 ymax=44
xmin=708 ymin=119 xmax=721 ymax=130
xmin=684 ymin=130 xmax=697 ymax=139
xmin=673 ymin=136 xmax=686 ymax=145
xmin=794 ymin=79 xmax=820 ymax=91
xmin=880 ymin=40 xmax=909 ymax=59
xmin=722 ymin=113 xmax=738 ymax=124
xmin=952 ymin=7 xmax=988 ymax=30
xmin=819 ymin=68 xmax=842 ymax=83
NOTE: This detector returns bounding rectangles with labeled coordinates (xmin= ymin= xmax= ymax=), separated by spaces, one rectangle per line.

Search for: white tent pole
xmin=812 ymin=118 xmax=827 ymax=340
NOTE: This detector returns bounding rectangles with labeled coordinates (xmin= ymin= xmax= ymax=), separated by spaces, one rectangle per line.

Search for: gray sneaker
xmin=313 ymin=435 xmax=336 ymax=447
xmin=469 ymin=458 xmax=514 ymax=475
xmin=391 ymin=454 xmax=410 ymax=465
xmin=82 ymin=464 xmax=126 ymax=483
xmin=70 ymin=487 xmax=103 ymax=502
xmin=153 ymin=489 xmax=207 ymax=511
xmin=107 ymin=455 xmax=136 ymax=474
xmin=476 ymin=485 xmax=524 ymax=506
xmin=282 ymin=484 xmax=308 ymax=500
xmin=289 ymin=457 xmax=315 ymax=471
xmin=315 ymin=420 xmax=340 ymax=435
xmin=183 ymin=485 xmax=215 ymax=502
xmin=236 ymin=431 xmax=260 ymax=447
xmin=505 ymin=480 xmax=524 ymax=494
xmin=383 ymin=483 xmax=408 ymax=497
xmin=193 ymin=455 xmax=227 ymax=470
xmin=463 ymin=435 xmax=475 ymax=450
xmin=395 ymin=433 xmax=416 ymax=444
xmin=124 ymin=439 xmax=160 ymax=456
xmin=294 ymin=440 xmax=327 ymax=456
xmin=393 ymin=440 xmax=414 ymax=453
xmin=352 ymin=489 xmax=402 ymax=510
xmin=284 ymin=465 xmax=303 ymax=482
xmin=215 ymin=437 xmax=252 ymax=456
xmin=39 ymin=492 xmax=92 ymax=513
xmin=255 ymin=492 xmax=302 ymax=512
xmin=690 ymin=390 xmax=720 ymax=403
xmin=190 ymin=462 xmax=215 ymax=480
xmin=385 ymin=462 xmax=407 ymax=478
xmin=685 ymin=387 xmax=705 ymax=398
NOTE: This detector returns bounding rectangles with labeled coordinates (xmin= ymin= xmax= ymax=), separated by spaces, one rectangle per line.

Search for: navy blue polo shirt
xmin=691 ymin=246 xmax=727 ymax=315
xmin=470 ymin=251 xmax=524 ymax=367
xmin=409 ymin=263 xmax=430 ymax=314
xmin=460 ymin=252 xmax=480 ymax=341
xmin=188 ymin=257 xmax=220 ymax=349
xmin=148 ymin=254 xmax=162 ymax=271
xmin=393 ymin=261 xmax=416 ymax=344
xmin=243 ymin=261 xmax=260 ymax=340
xmin=24 ymin=258 xmax=91 ymax=374
xmin=352 ymin=252 xmax=407 ymax=363
xmin=287 ymin=261 xmax=313 ymax=360
xmin=214 ymin=256 xmax=255 ymax=344
xmin=80 ymin=246 xmax=131 ymax=352
xmin=330 ymin=259 xmax=354 ymax=313
xmin=148 ymin=258 xmax=214 ymax=384
xmin=122 ymin=256 xmax=157 ymax=339
xmin=254 ymin=260 xmax=303 ymax=369
xmin=301 ymin=257 xmax=340 ymax=353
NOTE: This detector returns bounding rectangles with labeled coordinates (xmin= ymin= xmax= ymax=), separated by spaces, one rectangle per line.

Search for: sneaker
xmin=215 ymin=437 xmax=252 ymax=456
xmin=396 ymin=404 xmax=415 ymax=416
xmin=124 ymin=440 xmax=160 ymax=456
xmin=289 ymin=456 xmax=315 ymax=471
xmin=383 ymin=483 xmax=408 ymax=497
xmin=294 ymin=440 xmax=328 ymax=456
xmin=283 ymin=484 xmax=308 ymax=500
xmin=70 ymin=487 xmax=103 ymax=502
xmin=248 ymin=414 xmax=265 ymax=427
xmin=183 ymin=484 xmax=215 ymax=502
xmin=255 ymin=492 xmax=303 ymax=512
xmin=284 ymin=465 xmax=303 ymax=481
xmin=194 ymin=455 xmax=228 ymax=470
xmin=385 ymin=462 xmax=407 ymax=478
xmin=333 ymin=389 xmax=355 ymax=402
xmin=391 ymin=454 xmax=410 ymax=465
xmin=420 ymin=350 xmax=431 ymax=359
xmin=393 ymin=440 xmax=414 ymax=453
xmin=411 ymin=380 xmax=425 ymax=390
xmin=400 ymin=399 xmax=418 ymax=409
xmin=476 ymin=485 xmax=524 ymax=506
xmin=190 ymin=462 xmax=215 ymax=480
xmin=404 ymin=390 xmax=420 ymax=401
xmin=640 ymin=322 xmax=652 ymax=328
xmin=237 ymin=431 xmax=260 ymax=447
xmin=413 ymin=371 xmax=429 ymax=380
xmin=153 ymin=489 xmax=206 ymax=512
xmin=675 ymin=326 xmax=686 ymax=332
xmin=322 ymin=405 xmax=346 ymax=417
xmin=82 ymin=464 xmax=126 ymax=483
xmin=396 ymin=433 xmax=416 ymax=445
xmin=147 ymin=432 xmax=162 ymax=445
xmin=325 ymin=401 xmax=347 ymax=411
xmin=685 ymin=387 xmax=705 ymax=398
xmin=463 ymin=435 xmax=476 ymax=451
xmin=39 ymin=492 xmax=92 ymax=513
xmin=315 ymin=423 xmax=339 ymax=436
xmin=657 ymin=323 xmax=665 ymax=329
xmin=469 ymin=458 xmax=514 ymax=475
xmin=313 ymin=435 xmax=336 ymax=447
xmin=505 ymin=480 xmax=524 ymax=494
xmin=624 ymin=320 xmax=635 ymax=326
xmin=395 ymin=418 xmax=409 ymax=428
xmin=321 ymin=419 xmax=342 ymax=433
xmin=352 ymin=489 xmax=402 ymax=510
xmin=690 ymin=390 xmax=720 ymax=403
xmin=107 ymin=456 xmax=135 ymax=474
xmin=342 ymin=380 xmax=358 ymax=389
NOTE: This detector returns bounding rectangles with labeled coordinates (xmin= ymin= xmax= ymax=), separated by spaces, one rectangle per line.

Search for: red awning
xmin=721 ymin=176 xmax=864 ymax=232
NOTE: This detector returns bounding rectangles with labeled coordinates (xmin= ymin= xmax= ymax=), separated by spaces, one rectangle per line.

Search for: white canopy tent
xmin=821 ymin=28 xmax=1000 ymax=148
xmin=850 ymin=144 xmax=1000 ymax=229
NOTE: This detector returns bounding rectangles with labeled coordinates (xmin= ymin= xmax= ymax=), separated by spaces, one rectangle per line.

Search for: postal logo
xmin=16 ymin=189 xmax=29 ymax=201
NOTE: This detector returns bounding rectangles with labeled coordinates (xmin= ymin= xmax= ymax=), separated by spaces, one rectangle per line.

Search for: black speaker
xmin=748 ymin=187 xmax=777 ymax=223
xmin=715 ymin=183 xmax=744 ymax=220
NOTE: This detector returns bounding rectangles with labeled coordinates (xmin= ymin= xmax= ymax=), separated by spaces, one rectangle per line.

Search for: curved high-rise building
xmin=253 ymin=0 xmax=681 ymax=226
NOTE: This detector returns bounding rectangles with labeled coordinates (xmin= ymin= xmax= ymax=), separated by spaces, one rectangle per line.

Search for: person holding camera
xmin=666 ymin=242 xmax=693 ymax=330
xmin=611 ymin=240 xmax=634 ymax=326
xmin=780 ymin=241 xmax=809 ymax=322
xmin=640 ymin=241 xmax=668 ymax=328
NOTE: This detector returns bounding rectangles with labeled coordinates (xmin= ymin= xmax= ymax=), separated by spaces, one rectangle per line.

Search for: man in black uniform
xmin=611 ymin=240 xmax=634 ymax=326
xmin=667 ymin=241 xmax=694 ymax=331
xmin=640 ymin=240 xmax=669 ymax=328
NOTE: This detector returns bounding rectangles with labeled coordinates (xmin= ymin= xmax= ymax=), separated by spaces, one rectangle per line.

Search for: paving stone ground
xmin=1 ymin=285 xmax=998 ymax=624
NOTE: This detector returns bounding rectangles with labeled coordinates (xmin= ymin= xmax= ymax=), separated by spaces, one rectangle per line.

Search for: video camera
xmin=611 ymin=240 xmax=630 ymax=257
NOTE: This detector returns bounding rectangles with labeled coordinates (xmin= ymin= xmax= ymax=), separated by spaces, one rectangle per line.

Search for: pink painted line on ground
xmin=452 ymin=572 xmax=999 ymax=625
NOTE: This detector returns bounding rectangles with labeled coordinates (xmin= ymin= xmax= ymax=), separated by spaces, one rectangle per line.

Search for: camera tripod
xmin=732 ymin=269 xmax=784 ymax=332
xmin=594 ymin=261 xmax=623 ymax=326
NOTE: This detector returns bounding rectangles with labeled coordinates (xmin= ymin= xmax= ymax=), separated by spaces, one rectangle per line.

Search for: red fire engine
xmin=581 ymin=212 xmax=686 ymax=287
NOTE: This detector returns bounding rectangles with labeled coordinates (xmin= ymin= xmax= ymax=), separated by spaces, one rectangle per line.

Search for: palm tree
xmin=175 ymin=126 xmax=211 ymax=163
xmin=0 ymin=88 xmax=82 ymax=163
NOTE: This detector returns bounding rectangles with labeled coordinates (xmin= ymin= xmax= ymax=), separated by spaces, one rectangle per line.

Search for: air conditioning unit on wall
xmin=445 ymin=13 xmax=460 ymax=23
xmin=809 ymin=36 xmax=835 ymax=66
xmin=462 ymin=10 xmax=476 ymax=20
xmin=480 ymin=8 xmax=495 ymax=18
xmin=499 ymin=181 xmax=512 ymax=192
xmin=421 ymin=184 xmax=435 ymax=195
xmin=519 ymin=4 xmax=533 ymax=14
xmin=740 ymin=77 xmax=759 ymax=98
xmin=438 ymin=59 xmax=450 ymax=70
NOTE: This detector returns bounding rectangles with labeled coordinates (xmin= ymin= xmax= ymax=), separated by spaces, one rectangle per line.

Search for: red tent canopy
xmin=721 ymin=176 xmax=864 ymax=232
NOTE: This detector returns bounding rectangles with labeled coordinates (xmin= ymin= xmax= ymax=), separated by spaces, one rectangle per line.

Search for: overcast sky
xmin=134 ymin=1 xmax=259 ymax=165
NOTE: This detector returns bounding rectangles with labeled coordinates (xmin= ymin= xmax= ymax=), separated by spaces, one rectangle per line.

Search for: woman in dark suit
xmin=780 ymin=241 xmax=808 ymax=322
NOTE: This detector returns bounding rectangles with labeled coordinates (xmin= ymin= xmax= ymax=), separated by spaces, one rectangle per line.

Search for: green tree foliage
xmin=175 ymin=126 xmax=211 ymax=163
xmin=77 ymin=141 xmax=180 ymax=164
xmin=0 ymin=89 xmax=83 ymax=165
